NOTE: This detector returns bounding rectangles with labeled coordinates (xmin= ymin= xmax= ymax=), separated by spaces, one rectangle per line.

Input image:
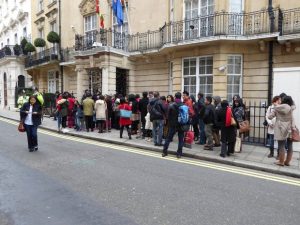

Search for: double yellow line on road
xmin=2 ymin=117 xmax=300 ymax=187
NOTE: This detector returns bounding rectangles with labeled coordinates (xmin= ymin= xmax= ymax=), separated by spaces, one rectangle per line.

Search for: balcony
xmin=75 ymin=9 xmax=282 ymax=53
xmin=0 ymin=45 xmax=23 ymax=59
xmin=25 ymin=46 xmax=59 ymax=69
xmin=280 ymin=8 xmax=300 ymax=35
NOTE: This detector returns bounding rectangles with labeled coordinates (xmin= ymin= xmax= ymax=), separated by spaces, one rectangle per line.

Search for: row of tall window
xmin=183 ymin=55 xmax=242 ymax=101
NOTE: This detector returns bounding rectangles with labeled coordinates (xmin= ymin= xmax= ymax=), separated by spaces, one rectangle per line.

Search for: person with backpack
xmin=162 ymin=92 xmax=188 ymax=158
xmin=182 ymin=90 xmax=195 ymax=120
xmin=203 ymin=96 xmax=216 ymax=150
xmin=149 ymin=92 xmax=166 ymax=146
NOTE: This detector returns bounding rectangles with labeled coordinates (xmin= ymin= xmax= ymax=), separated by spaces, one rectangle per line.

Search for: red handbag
xmin=184 ymin=130 xmax=194 ymax=149
xmin=18 ymin=122 xmax=26 ymax=132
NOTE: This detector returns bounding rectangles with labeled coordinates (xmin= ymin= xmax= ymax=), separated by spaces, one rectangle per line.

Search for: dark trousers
xmin=85 ymin=116 xmax=94 ymax=130
xmin=199 ymin=119 xmax=206 ymax=144
xmin=163 ymin=126 xmax=184 ymax=156
xmin=221 ymin=142 xmax=235 ymax=155
xmin=24 ymin=124 xmax=38 ymax=149
xmin=120 ymin=125 xmax=131 ymax=138
xmin=62 ymin=116 xmax=67 ymax=128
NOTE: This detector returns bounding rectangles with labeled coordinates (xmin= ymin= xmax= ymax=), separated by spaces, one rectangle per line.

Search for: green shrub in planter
xmin=21 ymin=38 xmax=28 ymax=55
xmin=47 ymin=31 xmax=60 ymax=43
xmin=13 ymin=44 xmax=22 ymax=56
xmin=4 ymin=46 xmax=12 ymax=55
xmin=24 ymin=43 xmax=36 ymax=53
xmin=34 ymin=38 xmax=46 ymax=47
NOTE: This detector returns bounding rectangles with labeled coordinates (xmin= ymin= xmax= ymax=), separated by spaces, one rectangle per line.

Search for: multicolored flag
xmin=96 ymin=0 xmax=104 ymax=28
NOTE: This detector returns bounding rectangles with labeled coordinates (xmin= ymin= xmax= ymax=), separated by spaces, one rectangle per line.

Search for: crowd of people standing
xmin=19 ymin=88 xmax=297 ymax=168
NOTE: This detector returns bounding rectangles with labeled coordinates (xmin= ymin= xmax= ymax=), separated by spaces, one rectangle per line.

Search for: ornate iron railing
xmin=280 ymin=8 xmax=300 ymax=35
xmin=61 ymin=47 xmax=75 ymax=62
xmin=25 ymin=46 xmax=59 ymax=68
xmin=75 ymin=9 xmax=282 ymax=53
xmin=0 ymin=45 xmax=23 ymax=59
xmin=75 ymin=30 xmax=127 ymax=51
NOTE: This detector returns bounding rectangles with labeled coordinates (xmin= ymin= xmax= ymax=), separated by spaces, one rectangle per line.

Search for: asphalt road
xmin=0 ymin=119 xmax=300 ymax=225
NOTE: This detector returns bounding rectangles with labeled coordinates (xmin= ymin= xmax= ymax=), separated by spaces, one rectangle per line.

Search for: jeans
xmin=24 ymin=124 xmax=38 ymax=149
xmin=57 ymin=113 xmax=62 ymax=130
xmin=163 ymin=126 xmax=184 ymax=156
xmin=268 ymin=134 xmax=274 ymax=150
xmin=152 ymin=120 xmax=164 ymax=145
xmin=199 ymin=119 xmax=206 ymax=144
xmin=204 ymin=123 xmax=214 ymax=146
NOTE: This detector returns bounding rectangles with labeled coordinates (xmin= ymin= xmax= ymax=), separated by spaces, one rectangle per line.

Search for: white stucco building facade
xmin=0 ymin=0 xmax=32 ymax=109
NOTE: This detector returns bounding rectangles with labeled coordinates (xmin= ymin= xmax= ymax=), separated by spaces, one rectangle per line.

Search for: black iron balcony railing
xmin=61 ymin=47 xmax=75 ymax=62
xmin=281 ymin=8 xmax=300 ymax=35
xmin=75 ymin=30 xmax=127 ymax=51
xmin=0 ymin=45 xmax=23 ymax=59
xmin=75 ymin=9 xmax=282 ymax=53
xmin=25 ymin=46 xmax=59 ymax=68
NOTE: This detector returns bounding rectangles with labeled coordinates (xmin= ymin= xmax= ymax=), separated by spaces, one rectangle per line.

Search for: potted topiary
xmin=47 ymin=31 xmax=60 ymax=59
xmin=21 ymin=38 xmax=28 ymax=55
xmin=13 ymin=44 xmax=22 ymax=56
xmin=47 ymin=31 xmax=60 ymax=43
xmin=4 ymin=46 xmax=12 ymax=56
xmin=24 ymin=43 xmax=36 ymax=53
xmin=34 ymin=38 xmax=46 ymax=48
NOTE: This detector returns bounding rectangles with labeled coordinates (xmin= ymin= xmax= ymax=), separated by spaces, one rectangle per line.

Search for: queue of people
xmin=18 ymin=88 xmax=297 ymax=167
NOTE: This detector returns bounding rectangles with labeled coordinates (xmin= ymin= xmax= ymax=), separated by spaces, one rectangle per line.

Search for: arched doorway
xmin=18 ymin=75 xmax=25 ymax=88
xmin=4 ymin=73 xmax=7 ymax=106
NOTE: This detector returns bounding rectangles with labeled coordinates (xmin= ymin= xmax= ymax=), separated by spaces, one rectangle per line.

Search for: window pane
xmin=234 ymin=76 xmax=240 ymax=85
xmin=184 ymin=68 xmax=189 ymax=75
xmin=184 ymin=60 xmax=189 ymax=68
xmin=190 ymin=59 xmax=196 ymax=67
xmin=190 ymin=66 xmax=196 ymax=75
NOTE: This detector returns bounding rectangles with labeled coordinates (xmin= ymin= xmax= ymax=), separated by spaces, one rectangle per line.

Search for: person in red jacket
xmin=118 ymin=97 xmax=132 ymax=139
xmin=183 ymin=90 xmax=195 ymax=119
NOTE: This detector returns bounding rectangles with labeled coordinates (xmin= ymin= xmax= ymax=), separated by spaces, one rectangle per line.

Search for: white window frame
xmin=48 ymin=70 xmax=58 ymax=93
xmin=227 ymin=55 xmax=243 ymax=101
xmin=182 ymin=55 xmax=213 ymax=97
xmin=14 ymin=33 xmax=18 ymax=44
xmin=50 ymin=20 xmax=57 ymax=33
xmin=84 ymin=13 xmax=97 ymax=33
xmin=228 ymin=0 xmax=244 ymax=35
xmin=38 ymin=0 xmax=44 ymax=12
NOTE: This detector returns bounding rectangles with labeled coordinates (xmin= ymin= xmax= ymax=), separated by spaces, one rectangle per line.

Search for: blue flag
xmin=112 ymin=0 xmax=123 ymax=26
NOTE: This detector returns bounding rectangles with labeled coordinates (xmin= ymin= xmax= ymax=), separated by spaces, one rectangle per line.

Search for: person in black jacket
xmin=162 ymin=92 xmax=185 ymax=158
xmin=203 ymin=96 xmax=216 ymax=150
xmin=216 ymin=100 xmax=237 ymax=157
xmin=20 ymin=96 xmax=42 ymax=152
xmin=139 ymin=92 xmax=149 ymax=138
xmin=149 ymin=92 xmax=166 ymax=146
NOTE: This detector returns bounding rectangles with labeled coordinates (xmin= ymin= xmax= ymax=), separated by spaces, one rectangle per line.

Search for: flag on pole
xmin=96 ymin=0 xmax=104 ymax=28
xmin=112 ymin=0 xmax=123 ymax=26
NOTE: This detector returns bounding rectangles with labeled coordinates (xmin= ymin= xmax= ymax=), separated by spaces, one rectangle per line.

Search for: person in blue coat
xmin=20 ymin=96 xmax=42 ymax=152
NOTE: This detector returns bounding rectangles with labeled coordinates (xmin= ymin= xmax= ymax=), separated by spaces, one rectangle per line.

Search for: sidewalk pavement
xmin=1 ymin=108 xmax=300 ymax=178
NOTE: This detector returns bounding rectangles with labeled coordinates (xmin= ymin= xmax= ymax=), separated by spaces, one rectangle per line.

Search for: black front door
xmin=116 ymin=68 xmax=128 ymax=97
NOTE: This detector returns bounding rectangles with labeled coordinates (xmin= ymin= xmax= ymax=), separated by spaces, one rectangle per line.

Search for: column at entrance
xmin=76 ymin=68 xmax=89 ymax=98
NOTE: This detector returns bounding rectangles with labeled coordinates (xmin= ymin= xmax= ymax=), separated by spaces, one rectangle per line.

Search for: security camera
xmin=218 ymin=65 xmax=227 ymax=72
xmin=71 ymin=25 xmax=75 ymax=29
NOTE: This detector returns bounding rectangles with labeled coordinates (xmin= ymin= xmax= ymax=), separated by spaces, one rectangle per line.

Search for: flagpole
xmin=124 ymin=1 xmax=131 ymax=35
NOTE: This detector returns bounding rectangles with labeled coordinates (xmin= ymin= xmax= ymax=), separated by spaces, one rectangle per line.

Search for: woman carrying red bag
xmin=118 ymin=97 xmax=132 ymax=139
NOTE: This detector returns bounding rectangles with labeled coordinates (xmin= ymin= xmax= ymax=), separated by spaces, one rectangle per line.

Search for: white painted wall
xmin=273 ymin=67 xmax=300 ymax=151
